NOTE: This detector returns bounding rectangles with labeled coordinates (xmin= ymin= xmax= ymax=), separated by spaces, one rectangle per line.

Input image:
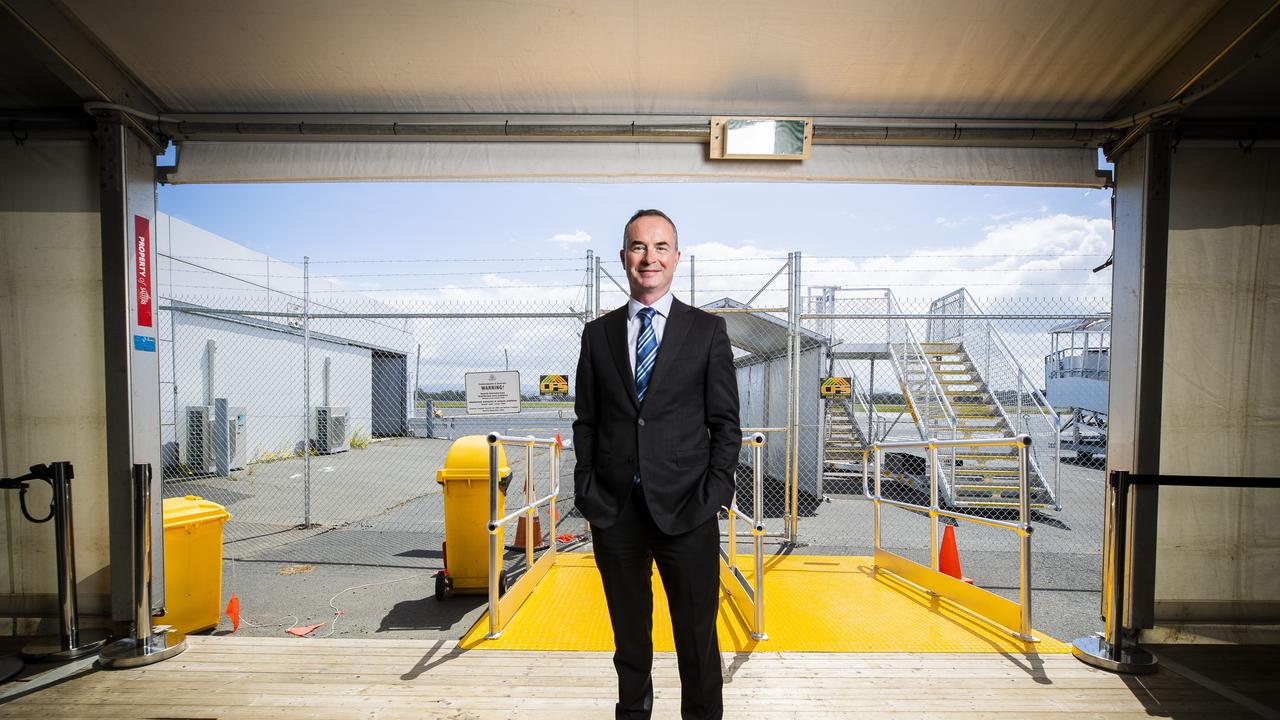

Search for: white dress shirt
xmin=626 ymin=292 xmax=674 ymax=375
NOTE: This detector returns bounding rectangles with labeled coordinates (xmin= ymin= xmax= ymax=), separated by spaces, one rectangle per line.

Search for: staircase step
xmin=952 ymin=499 xmax=1049 ymax=509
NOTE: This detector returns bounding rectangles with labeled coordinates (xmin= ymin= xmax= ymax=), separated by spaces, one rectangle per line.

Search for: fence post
xmin=303 ymin=256 xmax=312 ymax=527
xmin=689 ymin=253 xmax=695 ymax=306
xmin=585 ymin=249 xmax=594 ymax=320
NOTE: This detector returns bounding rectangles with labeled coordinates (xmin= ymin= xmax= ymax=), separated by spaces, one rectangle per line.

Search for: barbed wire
xmin=162 ymin=252 xmax=1109 ymax=265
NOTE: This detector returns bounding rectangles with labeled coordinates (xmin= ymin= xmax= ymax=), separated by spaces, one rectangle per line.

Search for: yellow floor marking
xmin=460 ymin=553 xmax=1070 ymax=654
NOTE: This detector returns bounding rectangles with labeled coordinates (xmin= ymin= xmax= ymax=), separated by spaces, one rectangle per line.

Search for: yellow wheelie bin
xmin=159 ymin=495 xmax=231 ymax=634
xmin=434 ymin=435 xmax=512 ymax=599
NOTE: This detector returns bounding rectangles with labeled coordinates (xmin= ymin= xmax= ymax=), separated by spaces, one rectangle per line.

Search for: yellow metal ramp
xmin=460 ymin=552 xmax=1069 ymax=654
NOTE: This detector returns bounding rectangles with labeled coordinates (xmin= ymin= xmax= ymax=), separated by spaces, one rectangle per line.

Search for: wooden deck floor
xmin=0 ymin=635 xmax=1262 ymax=719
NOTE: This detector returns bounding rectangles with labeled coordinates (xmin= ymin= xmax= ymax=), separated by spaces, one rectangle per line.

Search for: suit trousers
xmin=591 ymin=482 xmax=722 ymax=720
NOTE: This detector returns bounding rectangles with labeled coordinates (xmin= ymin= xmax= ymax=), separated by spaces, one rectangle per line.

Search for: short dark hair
xmin=623 ymin=208 xmax=678 ymax=249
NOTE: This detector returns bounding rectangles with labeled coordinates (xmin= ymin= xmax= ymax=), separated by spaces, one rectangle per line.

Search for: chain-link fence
xmin=156 ymin=247 xmax=1110 ymax=629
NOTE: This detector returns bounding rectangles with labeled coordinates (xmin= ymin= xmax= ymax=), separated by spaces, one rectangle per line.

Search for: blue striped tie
xmin=635 ymin=307 xmax=657 ymax=403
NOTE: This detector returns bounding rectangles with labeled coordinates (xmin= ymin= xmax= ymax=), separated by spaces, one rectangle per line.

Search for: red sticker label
xmin=135 ymin=215 xmax=152 ymax=328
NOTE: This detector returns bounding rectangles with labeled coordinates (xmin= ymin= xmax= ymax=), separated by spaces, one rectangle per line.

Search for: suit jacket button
xmin=637 ymin=418 xmax=645 ymax=426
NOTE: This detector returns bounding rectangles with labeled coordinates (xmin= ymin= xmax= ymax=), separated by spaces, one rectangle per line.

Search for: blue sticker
xmin=133 ymin=335 xmax=156 ymax=352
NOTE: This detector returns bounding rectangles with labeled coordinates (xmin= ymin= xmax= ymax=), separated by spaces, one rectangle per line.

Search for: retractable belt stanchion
xmin=100 ymin=463 xmax=186 ymax=668
xmin=0 ymin=461 xmax=110 ymax=662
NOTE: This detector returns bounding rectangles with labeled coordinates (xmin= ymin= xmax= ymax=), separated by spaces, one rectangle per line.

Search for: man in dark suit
xmin=573 ymin=209 xmax=741 ymax=720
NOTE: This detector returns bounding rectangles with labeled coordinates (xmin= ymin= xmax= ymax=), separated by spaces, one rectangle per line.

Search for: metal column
xmin=96 ymin=116 xmax=166 ymax=622
xmin=1072 ymin=127 xmax=1171 ymax=672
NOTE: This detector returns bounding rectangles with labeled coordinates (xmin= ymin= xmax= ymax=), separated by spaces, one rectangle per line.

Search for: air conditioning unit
xmin=186 ymin=403 xmax=248 ymax=474
xmin=185 ymin=406 xmax=216 ymax=474
xmin=314 ymin=406 xmax=350 ymax=454
xmin=226 ymin=406 xmax=247 ymax=471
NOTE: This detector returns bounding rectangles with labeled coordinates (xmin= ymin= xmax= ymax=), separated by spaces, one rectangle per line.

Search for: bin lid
xmin=436 ymin=434 xmax=511 ymax=483
xmin=163 ymin=495 xmax=232 ymax=527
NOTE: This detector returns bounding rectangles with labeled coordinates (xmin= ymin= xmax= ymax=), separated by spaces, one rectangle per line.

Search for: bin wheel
xmin=435 ymin=573 xmax=453 ymax=601
xmin=497 ymin=570 xmax=509 ymax=597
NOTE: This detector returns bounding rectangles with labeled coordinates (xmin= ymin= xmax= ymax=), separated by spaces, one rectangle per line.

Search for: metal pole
xmin=868 ymin=359 xmax=876 ymax=443
xmin=929 ymin=442 xmax=940 ymax=572
xmin=487 ymin=436 xmax=502 ymax=638
xmin=727 ymin=486 xmax=737 ymax=570
xmin=585 ymin=249 xmax=595 ymax=320
xmin=1071 ymin=470 xmax=1155 ymax=672
xmin=21 ymin=463 xmax=109 ymax=660
xmin=414 ymin=342 xmax=421 ymax=419
xmin=873 ymin=448 xmax=883 ymax=552
xmin=1017 ymin=437 xmax=1035 ymax=641
xmin=689 ymin=254 xmax=695 ymax=306
xmin=790 ymin=252 xmax=803 ymax=543
xmin=783 ymin=254 xmax=795 ymax=541
xmin=1107 ymin=471 xmax=1127 ymax=651
xmin=594 ymin=257 xmax=602 ymax=318
xmin=549 ymin=444 xmax=559 ymax=550
xmin=525 ymin=444 xmax=534 ymax=568
xmin=132 ymin=465 xmax=152 ymax=640
xmin=100 ymin=464 xmax=187 ymax=668
xmin=752 ymin=438 xmax=765 ymax=640
xmin=303 ymin=256 xmax=312 ymax=527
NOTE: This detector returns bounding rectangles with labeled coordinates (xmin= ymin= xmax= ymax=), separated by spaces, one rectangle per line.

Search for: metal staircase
xmin=912 ymin=341 xmax=1055 ymax=509
xmin=822 ymin=398 xmax=867 ymax=491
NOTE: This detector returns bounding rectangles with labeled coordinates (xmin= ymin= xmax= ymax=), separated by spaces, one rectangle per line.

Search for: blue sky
xmin=157 ymin=181 xmax=1115 ymax=390
xmin=157 ymin=181 xmax=1114 ymax=308
xmin=159 ymin=182 xmax=1110 ymax=263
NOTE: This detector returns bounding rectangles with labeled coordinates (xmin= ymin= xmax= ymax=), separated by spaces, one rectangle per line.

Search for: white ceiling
xmin=63 ymin=0 xmax=1226 ymax=120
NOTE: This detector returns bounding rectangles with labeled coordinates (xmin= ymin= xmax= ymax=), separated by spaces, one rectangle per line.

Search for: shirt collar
xmin=628 ymin=292 xmax=674 ymax=321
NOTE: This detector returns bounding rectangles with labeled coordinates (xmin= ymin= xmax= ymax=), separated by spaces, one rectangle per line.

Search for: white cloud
xmin=795 ymin=213 xmax=1113 ymax=304
xmin=548 ymin=229 xmax=591 ymax=247
xmin=935 ymin=216 xmax=973 ymax=228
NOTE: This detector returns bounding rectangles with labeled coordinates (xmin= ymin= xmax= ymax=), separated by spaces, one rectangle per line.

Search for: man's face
xmin=620 ymin=215 xmax=680 ymax=300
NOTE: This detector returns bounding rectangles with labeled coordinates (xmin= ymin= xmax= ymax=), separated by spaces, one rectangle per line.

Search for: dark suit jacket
xmin=572 ymin=298 xmax=741 ymax=535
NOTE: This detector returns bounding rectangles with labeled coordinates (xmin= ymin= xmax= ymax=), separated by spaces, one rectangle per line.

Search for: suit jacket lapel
xmin=604 ymin=307 xmax=640 ymax=411
xmin=643 ymin=298 xmax=692 ymax=405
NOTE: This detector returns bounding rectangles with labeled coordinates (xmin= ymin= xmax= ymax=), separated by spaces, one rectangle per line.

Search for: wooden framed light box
xmin=710 ymin=116 xmax=813 ymax=160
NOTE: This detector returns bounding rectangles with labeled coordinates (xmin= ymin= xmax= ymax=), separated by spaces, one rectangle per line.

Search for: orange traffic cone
xmin=512 ymin=514 xmax=545 ymax=550
xmin=939 ymin=525 xmax=974 ymax=584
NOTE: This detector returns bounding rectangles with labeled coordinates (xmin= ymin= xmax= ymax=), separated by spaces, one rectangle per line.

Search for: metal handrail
xmin=862 ymin=434 xmax=1037 ymax=641
xmin=960 ymin=290 xmax=1062 ymax=428
xmin=1073 ymin=471 xmax=1280 ymax=675
xmin=890 ymin=291 xmax=959 ymax=428
xmin=937 ymin=289 xmax=1062 ymax=507
xmin=486 ymin=432 xmax=562 ymax=639
xmin=722 ymin=433 xmax=768 ymax=640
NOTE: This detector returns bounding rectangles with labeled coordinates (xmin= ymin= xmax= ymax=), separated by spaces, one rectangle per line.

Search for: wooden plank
xmin=0 ymin=637 xmax=1256 ymax=720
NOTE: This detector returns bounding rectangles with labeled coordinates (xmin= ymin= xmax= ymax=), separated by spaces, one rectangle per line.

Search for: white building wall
xmin=736 ymin=347 xmax=824 ymax=492
xmin=168 ymin=313 xmax=374 ymax=467
xmin=154 ymin=213 xmax=414 ymax=470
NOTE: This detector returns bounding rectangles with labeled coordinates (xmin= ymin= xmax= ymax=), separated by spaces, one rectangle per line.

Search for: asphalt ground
xmin=167 ymin=434 xmax=1105 ymax=645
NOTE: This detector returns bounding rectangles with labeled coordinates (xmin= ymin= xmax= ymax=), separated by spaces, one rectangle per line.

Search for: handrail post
xmin=928 ymin=441 xmax=939 ymax=572
xmin=524 ymin=443 xmax=534 ymax=569
xmin=727 ymin=489 xmax=738 ymax=571
xmin=873 ymin=447 xmax=883 ymax=552
xmin=99 ymin=464 xmax=187 ymax=668
xmin=1070 ymin=469 xmax=1157 ymax=672
xmin=1017 ymin=436 xmax=1037 ymax=642
xmin=487 ymin=435 xmax=501 ymax=638
xmin=752 ymin=435 xmax=766 ymax=640
xmin=20 ymin=462 xmax=109 ymax=660
xmin=548 ymin=444 xmax=559 ymax=551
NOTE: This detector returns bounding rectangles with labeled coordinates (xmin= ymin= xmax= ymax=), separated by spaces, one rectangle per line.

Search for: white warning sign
xmin=465 ymin=371 xmax=521 ymax=415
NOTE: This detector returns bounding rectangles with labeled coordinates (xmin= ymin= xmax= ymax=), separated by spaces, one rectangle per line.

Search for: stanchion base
xmin=0 ymin=655 xmax=23 ymax=683
xmin=99 ymin=630 xmax=187 ymax=669
xmin=21 ymin=628 xmax=110 ymax=661
xmin=1071 ymin=635 xmax=1158 ymax=674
